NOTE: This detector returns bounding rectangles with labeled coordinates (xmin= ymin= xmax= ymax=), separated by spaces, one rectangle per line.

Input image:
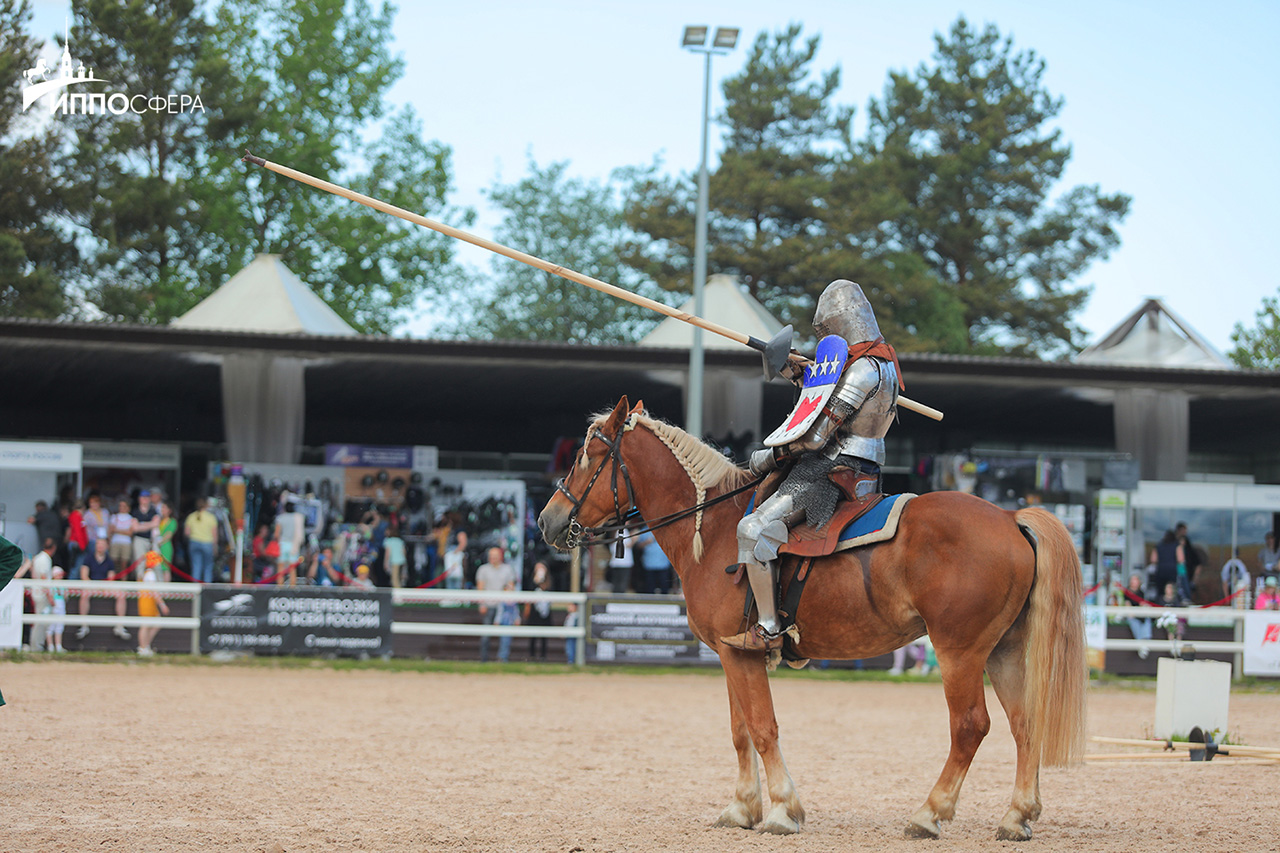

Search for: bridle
xmin=554 ymin=423 xmax=636 ymax=549
xmin=554 ymin=416 xmax=764 ymax=550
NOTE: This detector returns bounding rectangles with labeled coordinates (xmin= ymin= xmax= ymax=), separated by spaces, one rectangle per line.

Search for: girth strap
xmin=778 ymin=556 xmax=815 ymax=663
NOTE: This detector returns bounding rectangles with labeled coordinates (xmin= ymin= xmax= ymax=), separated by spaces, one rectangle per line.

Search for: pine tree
xmin=863 ymin=18 xmax=1130 ymax=356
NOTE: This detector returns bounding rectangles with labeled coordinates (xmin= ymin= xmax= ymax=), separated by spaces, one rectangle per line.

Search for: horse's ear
xmin=603 ymin=396 xmax=630 ymax=430
xmin=628 ymin=399 xmax=644 ymax=416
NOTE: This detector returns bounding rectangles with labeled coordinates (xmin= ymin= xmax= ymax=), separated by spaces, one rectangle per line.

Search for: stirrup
xmin=720 ymin=623 xmax=784 ymax=652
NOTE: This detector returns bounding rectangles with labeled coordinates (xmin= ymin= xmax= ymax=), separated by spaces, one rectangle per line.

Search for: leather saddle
xmin=755 ymin=465 xmax=885 ymax=559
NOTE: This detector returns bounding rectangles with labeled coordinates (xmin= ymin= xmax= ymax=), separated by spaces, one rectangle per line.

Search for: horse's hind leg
xmin=720 ymin=651 xmax=805 ymax=834
xmin=713 ymin=680 xmax=762 ymax=829
xmin=906 ymin=651 xmax=990 ymax=839
xmin=986 ymin=623 xmax=1041 ymax=841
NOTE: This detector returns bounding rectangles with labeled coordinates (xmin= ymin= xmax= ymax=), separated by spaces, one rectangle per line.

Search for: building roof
xmin=2 ymin=316 xmax=1278 ymax=462
xmin=640 ymin=274 xmax=784 ymax=349
xmin=1076 ymin=298 xmax=1233 ymax=370
xmin=170 ymin=254 xmax=357 ymax=336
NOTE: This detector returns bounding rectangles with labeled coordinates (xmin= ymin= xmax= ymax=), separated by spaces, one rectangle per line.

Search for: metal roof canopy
xmin=1 ymin=318 xmax=1278 ymax=473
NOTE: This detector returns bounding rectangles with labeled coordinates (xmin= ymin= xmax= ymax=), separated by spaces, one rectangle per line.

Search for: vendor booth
xmin=0 ymin=440 xmax=82 ymax=539
xmin=80 ymin=441 xmax=181 ymax=508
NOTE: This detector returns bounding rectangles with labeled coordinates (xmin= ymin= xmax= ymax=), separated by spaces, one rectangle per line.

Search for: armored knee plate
xmin=737 ymin=493 xmax=796 ymax=564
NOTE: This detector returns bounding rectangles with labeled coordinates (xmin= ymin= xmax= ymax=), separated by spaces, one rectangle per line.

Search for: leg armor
xmin=725 ymin=492 xmax=800 ymax=646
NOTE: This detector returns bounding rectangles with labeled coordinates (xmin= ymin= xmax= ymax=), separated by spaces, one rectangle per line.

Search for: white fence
xmin=13 ymin=580 xmax=589 ymax=662
xmin=1093 ymin=605 xmax=1252 ymax=676
xmin=13 ymin=582 xmax=1265 ymax=675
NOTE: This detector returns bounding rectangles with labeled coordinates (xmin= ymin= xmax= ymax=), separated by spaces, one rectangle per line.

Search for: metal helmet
xmin=812 ymin=280 xmax=882 ymax=344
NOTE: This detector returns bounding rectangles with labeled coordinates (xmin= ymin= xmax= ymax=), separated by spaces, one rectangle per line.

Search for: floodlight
xmin=712 ymin=27 xmax=739 ymax=49
xmin=682 ymin=26 xmax=708 ymax=47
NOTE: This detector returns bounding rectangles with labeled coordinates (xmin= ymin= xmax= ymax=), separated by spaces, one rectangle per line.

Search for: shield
xmin=764 ymin=335 xmax=848 ymax=446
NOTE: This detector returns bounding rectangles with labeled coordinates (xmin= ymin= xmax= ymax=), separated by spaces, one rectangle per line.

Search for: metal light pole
xmin=681 ymin=25 xmax=738 ymax=440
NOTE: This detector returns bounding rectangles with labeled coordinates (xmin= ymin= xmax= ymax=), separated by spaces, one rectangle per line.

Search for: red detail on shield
xmin=785 ymin=395 xmax=822 ymax=431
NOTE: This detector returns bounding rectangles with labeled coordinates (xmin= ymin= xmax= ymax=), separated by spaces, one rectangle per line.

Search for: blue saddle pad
xmin=837 ymin=493 xmax=908 ymax=542
xmin=744 ymin=492 xmax=910 ymax=544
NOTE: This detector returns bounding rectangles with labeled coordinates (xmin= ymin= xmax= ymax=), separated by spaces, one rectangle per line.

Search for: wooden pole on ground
xmin=1091 ymin=736 xmax=1280 ymax=758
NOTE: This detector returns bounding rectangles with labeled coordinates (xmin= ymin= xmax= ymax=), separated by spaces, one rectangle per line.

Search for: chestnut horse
xmin=539 ymin=398 xmax=1086 ymax=841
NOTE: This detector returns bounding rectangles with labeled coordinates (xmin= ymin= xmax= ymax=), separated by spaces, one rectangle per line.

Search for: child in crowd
xmin=383 ymin=520 xmax=406 ymax=588
xmin=1256 ymin=576 xmax=1280 ymax=610
xmin=563 ymin=602 xmax=580 ymax=664
xmin=352 ymin=564 xmax=375 ymax=591
xmin=495 ymin=580 xmax=521 ymax=663
xmin=136 ymin=550 xmax=170 ymax=656
xmin=46 ymin=566 xmax=67 ymax=653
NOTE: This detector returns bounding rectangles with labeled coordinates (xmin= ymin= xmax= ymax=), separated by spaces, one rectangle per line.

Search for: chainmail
xmin=776 ymin=454 xmax=840 ymax=529
xmin=775 ymin=453 xmax=879 ymax=530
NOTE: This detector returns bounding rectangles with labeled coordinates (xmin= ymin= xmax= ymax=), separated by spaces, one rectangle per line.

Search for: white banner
xmin=81 ymin=441 xmax=180 ymax=469
xmin=1242 ymin=610 xmax=1280 ymax=676
xmin=1083 ymin=605 xmax=1107 ymax=650
xmin=0 ymin=440 xmax=81 ymax=472
xmin=0 ymin=582 xmax=23 ymax=649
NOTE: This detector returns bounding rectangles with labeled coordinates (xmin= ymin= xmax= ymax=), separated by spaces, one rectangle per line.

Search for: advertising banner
xmin=0 ymin=581 xmax=23 ymax=649
xmin=200 ymin=587 xmax=392 ymax=656
xmin=1082 ymin=605 xmax=1106 ymax=670
xmin=324 ymin=444 xmax=413 ymax=468
xmin=1242 ymin=610 xmax=1280 ymax=676
xmin=587 ymin=598 xmax=718 ymax=665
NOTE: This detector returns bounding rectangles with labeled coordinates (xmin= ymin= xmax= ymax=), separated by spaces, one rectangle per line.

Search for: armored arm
xmin=787 ymin=358 xmax=883 ymax=453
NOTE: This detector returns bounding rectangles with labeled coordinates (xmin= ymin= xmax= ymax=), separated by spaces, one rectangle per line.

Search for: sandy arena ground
xmin=2 ymin=661 xmax=1278 ymax=853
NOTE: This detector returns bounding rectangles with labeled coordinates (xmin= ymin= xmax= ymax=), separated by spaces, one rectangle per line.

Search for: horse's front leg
xmin=719 ymin=649 xmax=805 ymax=834
xmin=713 ymin=678 xmax=762 ymax=829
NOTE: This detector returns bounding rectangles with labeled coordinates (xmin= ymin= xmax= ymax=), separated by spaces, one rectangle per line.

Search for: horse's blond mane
xmin=586 ymin=408 xmax=751 ymax=561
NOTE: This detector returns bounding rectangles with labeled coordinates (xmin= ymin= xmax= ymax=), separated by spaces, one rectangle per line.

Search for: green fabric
xmin=0 ymin=535 xmax=22 ymax=708
xmin=157 ymin=517 xmax=177 ymax=563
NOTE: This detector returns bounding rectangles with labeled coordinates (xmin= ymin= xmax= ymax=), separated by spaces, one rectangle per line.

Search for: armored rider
xmin=721 ymin=280 xmax=902 ymax=652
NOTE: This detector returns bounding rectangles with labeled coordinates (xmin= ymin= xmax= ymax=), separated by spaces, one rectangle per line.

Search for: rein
xmin=585 ymin=476 xmax=763 ymax=545
xmin=556 ymin=417 xmax=763 ymax=549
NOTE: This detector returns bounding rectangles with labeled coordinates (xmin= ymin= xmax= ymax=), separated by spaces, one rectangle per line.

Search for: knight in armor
xmin=721 ymin=280 xmax=901 ymax=652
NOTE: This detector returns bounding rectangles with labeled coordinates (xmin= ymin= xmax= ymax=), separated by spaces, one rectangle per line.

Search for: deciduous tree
xmin=0 ymin=0 xmax=77 ymax=319
xmin=461 ymin=159 xmax=669 ymax=343
xmin=63 ymin=0 xmax=464 ymax=332
xmin=1229 ymin=288 xmax=1280 ymax=370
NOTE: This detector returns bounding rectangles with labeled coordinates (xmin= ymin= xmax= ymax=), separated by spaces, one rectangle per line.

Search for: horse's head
xmin=538 ymin=396 xmax=643 ymax=551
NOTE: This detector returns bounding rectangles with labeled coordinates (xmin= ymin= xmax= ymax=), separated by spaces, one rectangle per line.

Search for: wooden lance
xmin=241 ymin=151 xmax=944 ymax=422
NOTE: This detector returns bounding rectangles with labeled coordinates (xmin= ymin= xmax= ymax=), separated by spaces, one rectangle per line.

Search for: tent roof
xmin=639 ymin=274 xmax=784 ymax=350
xmin=1076 ymin=298 xmax=1234 ymax=370
xmin=170 ymin=254 xmax=357 ymax=336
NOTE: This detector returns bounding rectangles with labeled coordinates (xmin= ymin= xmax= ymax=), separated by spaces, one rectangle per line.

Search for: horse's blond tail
xmin=1016 ymin=507 xmax=1087 ymax=767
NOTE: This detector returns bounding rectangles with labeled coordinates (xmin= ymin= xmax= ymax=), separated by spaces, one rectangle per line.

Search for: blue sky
xmin=30 ymin=0 xmax=1280 ymax=354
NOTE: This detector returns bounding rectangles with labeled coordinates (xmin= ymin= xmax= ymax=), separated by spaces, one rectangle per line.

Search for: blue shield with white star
xmin=764 ymin=335 xmax=848 ymax=446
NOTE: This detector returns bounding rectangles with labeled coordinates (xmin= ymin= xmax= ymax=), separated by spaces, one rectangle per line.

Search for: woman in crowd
xmin=154 ymin=502 xmax=176 ymax=582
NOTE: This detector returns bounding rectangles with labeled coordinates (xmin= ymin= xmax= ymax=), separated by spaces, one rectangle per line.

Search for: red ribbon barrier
xmin=1109 ymin=580 xmax=1244 ymax=608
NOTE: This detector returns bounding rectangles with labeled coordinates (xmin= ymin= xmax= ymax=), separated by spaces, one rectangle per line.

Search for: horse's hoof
xmin=759 ymin=803 xmax=802 ymax=835
xmin=713 ymin=802 xmax=758 ymax=830
xmin=759 ymin=816 xmax=801 ymax=835
xmin=904 ymin=818 xmax=941 ymax=839
xmin=995 ymin=820 xmax=1032 ymax=841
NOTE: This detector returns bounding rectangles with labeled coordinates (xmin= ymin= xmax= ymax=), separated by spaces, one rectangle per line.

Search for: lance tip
xmin=241 ymin=150 xmax=266 ymax=167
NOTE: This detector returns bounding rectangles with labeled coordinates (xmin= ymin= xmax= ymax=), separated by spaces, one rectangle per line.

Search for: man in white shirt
xmin=29 ymin=539 xmax=56 ymax=652
xmin=476 ymin=546 xmax=517 ymax=663
xmin=273 ymin=496 xmax=307 ymax=586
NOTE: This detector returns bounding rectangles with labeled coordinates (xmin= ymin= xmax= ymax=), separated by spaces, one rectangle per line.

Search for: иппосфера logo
xmin=20 ymin=19 xmax=205 ymax=117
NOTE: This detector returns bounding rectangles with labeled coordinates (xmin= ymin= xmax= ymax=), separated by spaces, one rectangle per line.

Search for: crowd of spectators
xmin=11 ymin=488 xmax=188 ymax=654
xmin=6 ymin=482 xmax=681 ymax=664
